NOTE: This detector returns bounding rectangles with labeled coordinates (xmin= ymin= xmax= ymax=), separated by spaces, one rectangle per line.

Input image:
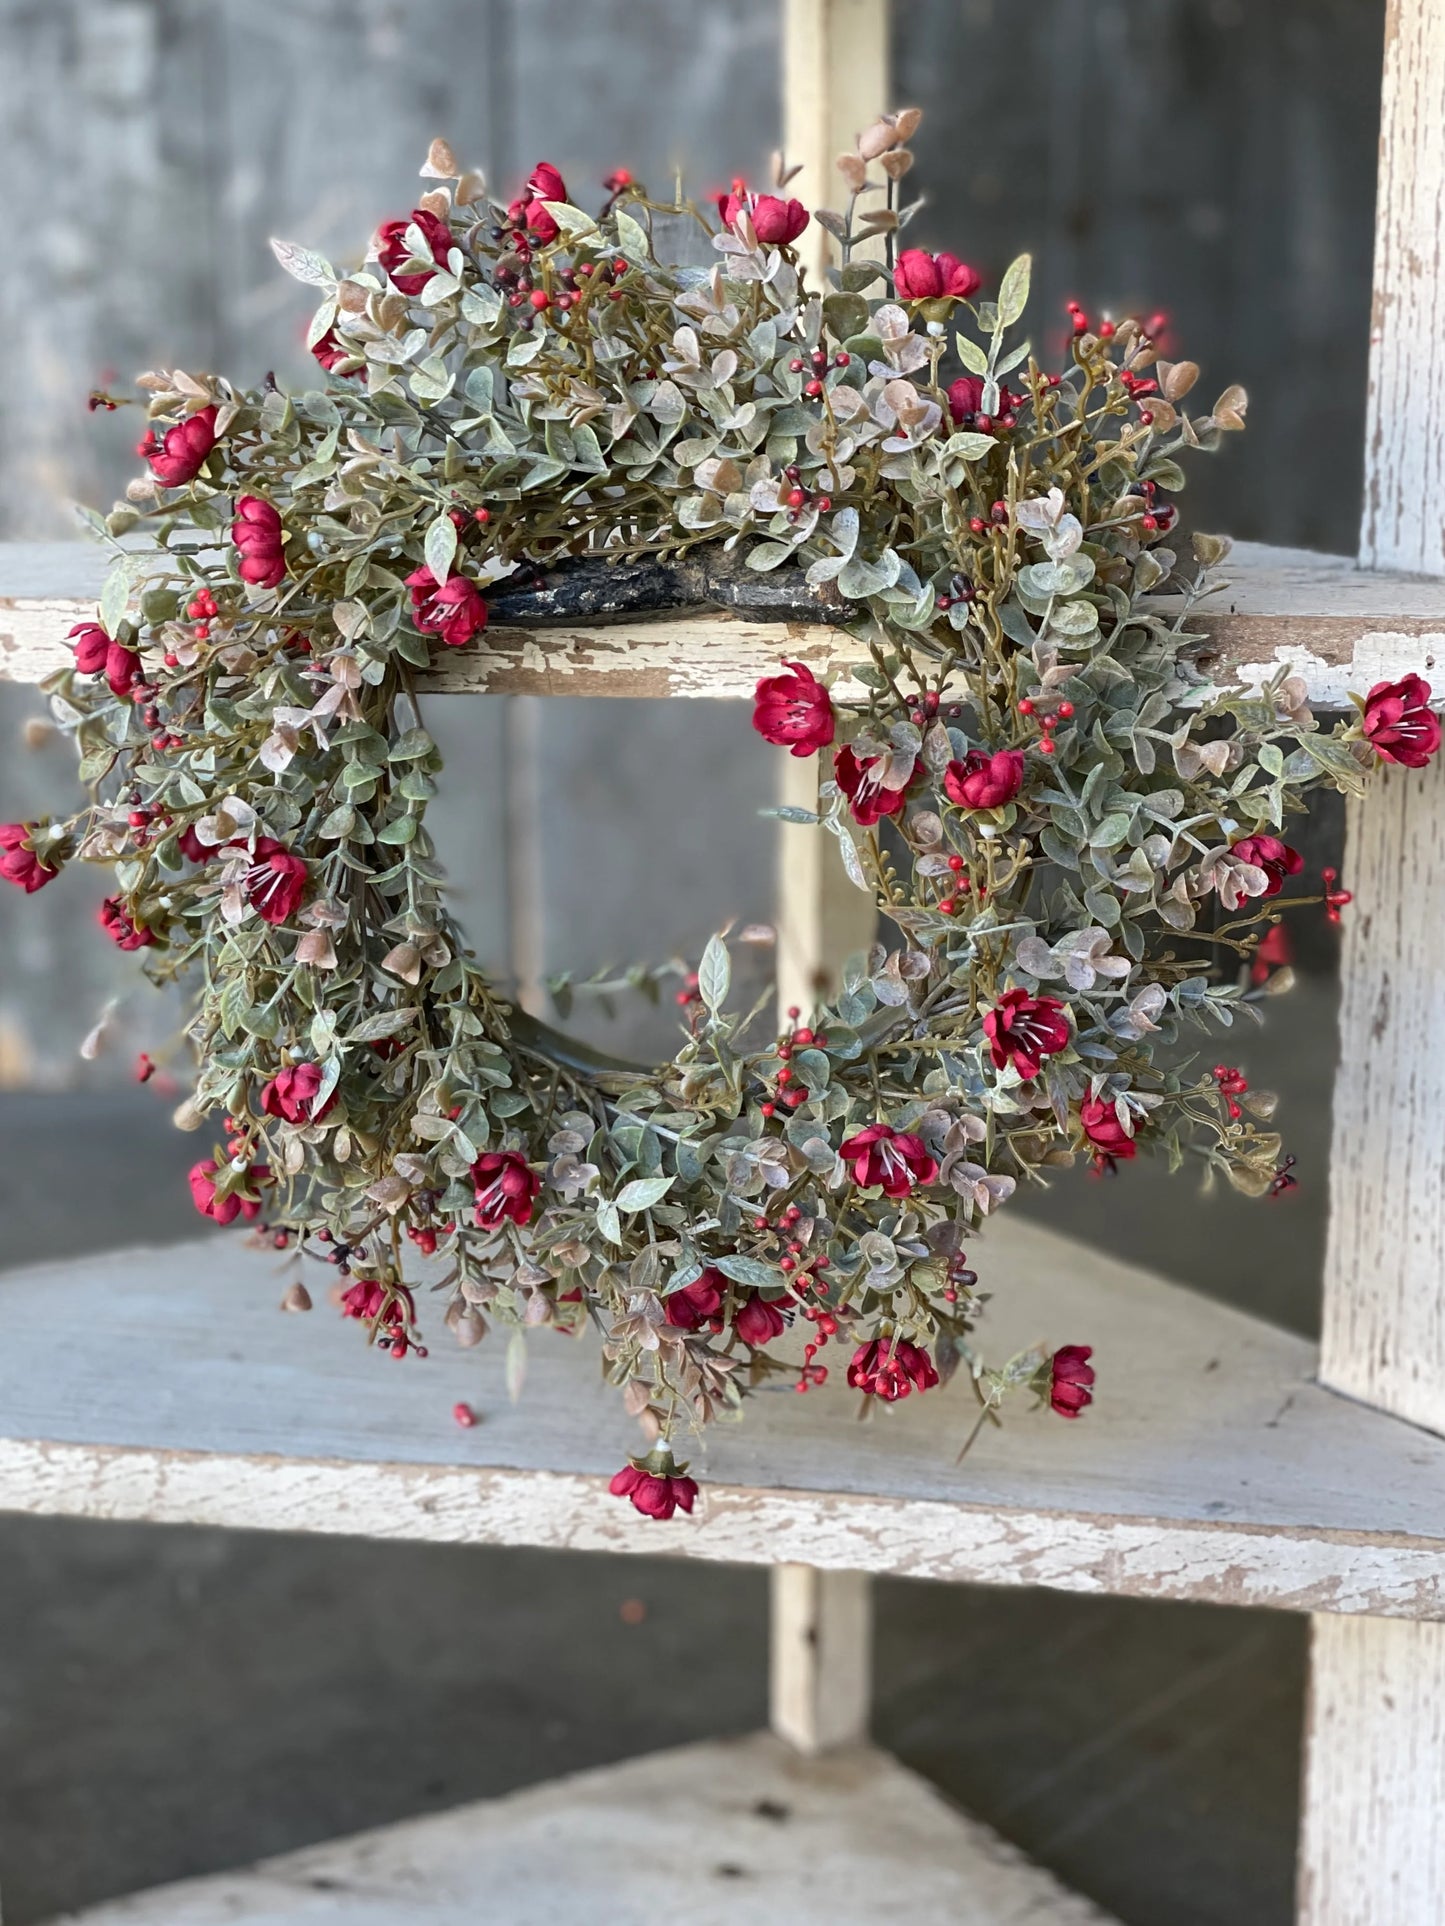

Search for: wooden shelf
xmin=3 ymin=539 xmax=1444 ymax=703
xmin=51 ymin=1731 xmax=1117 ymax=1924
xmin=4 ymin=1214 xmax=1443 ymax=1620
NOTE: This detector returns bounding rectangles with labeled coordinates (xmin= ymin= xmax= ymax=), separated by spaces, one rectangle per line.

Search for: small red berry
xmin=834 ymin=352 xmax=850 ymax=367
xmin=1039 ymin=738 xmax=1056 ymax=755
xmin=786 ymin=487 xmax=806 ymax=508
xmin=1058 ymin=701 xmax=1075 ymax=718
xmin=760 ymin=1101 xmax=775 ymax=1117
xmin=474 ymin=507 xmax=490 ymax=524
xmin=789 ymin=358 xmax=805 ymax=373
xmin=1018 ymin=697 xmax=1035 ymax=715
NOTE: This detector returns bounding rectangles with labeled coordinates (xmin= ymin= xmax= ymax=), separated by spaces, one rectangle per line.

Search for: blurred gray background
xmin=0 ymin=2 xmax=1378 ymax=1921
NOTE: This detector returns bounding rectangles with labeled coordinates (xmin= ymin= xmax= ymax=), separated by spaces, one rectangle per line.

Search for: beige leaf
xmin=1159 ymin=359 xmax=1200 ymax=401
xmin=382 ymin=942 xmax=423 ymax=984
xmin=280 ymin=1282 xmax=313 ymax=1313
xmin=421 ymin=137 xmax=459 ymax=179
xmin=366 ymin=1175 xmax=412 ymax=1212
xmin=836 ymin=152 xmax=867 ymax=191
xmin=295 ymin=928 xmax=337 ymax=970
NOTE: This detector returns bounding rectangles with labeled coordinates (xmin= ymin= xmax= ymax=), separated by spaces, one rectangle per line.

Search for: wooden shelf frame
xmin=3 ymin=1215 xmax=1444 ymax=1625
xmin=5 ymin=537 xmax=1445 ymax=705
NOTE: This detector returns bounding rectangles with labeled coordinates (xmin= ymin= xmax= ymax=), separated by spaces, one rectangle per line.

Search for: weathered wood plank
xmin=770 ymin=1565 xmax=873 ymax=1754
xmin=1298 ymin=1616 xmax=1445 ymax=1925
xmin=4 ymin=540 xmax=1445 ymax=704
xmin=51 ymin=1732 xmax=1118 ymax=1924
xmin=1320 ymin=0 xmax=1445 ymax=1437
xmin=5 ymin=1215 xmax=1445 ymax=1618
xmin=766 ymin=0 xmax=890 ymax=1759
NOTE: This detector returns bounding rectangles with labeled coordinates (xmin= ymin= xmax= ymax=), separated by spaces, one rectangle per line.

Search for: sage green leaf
xmin=616 ymin=1175 xmax=675 ymax=1212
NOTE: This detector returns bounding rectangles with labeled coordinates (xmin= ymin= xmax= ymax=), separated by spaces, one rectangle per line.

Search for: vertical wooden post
xmin=1320 ymin=0 xmax=1445 ymax=1431
xmin=769 ymin=1566 xmax=874 ymax=1755
xmin=767 ymin=0 xmax=889 ymax=1755
xmin=1302 ymin=5 xmax=1445 ymax=1920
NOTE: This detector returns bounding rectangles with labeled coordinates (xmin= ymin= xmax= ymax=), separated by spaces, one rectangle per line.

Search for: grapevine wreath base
xmin=8 ymin=113 xmax=1439 ymax=1519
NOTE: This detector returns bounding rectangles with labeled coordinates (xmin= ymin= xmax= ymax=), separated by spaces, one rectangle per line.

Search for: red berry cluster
xmin=787 ymin=344 xmax=849 ymax=401
xmin=1321 ymin=866 xmax=1353 ymax=925
xmin=777 ymin=462 xmax=833 ymax=522
xmin=759 ymin=1007 xmax=828 ymax=1116
xmin=1017 ymin=694 xmax=1074 ymax=757
xmin=1212 ymin=1063 xmax=1249 ymax=1121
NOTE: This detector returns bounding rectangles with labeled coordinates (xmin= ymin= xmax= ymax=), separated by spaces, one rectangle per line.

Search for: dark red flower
xmin=188 ymin=1157 xmax=270 ymax=1225
xmin=847 ymin=1337 xmax=940 ymax=1402
xmin=69 ymin=621 xmax=141 ymax=699
xmin=526 ymin=161 xmax=567 ymax=204
xmin=664 ymin=1267 xmax=726 ymax=1332
xmin=750 ymin=194 xmax=809 ymax=245
xmin=894 ymin=249 xmax=981 ymax=301
xmin=0 ymin=822 xmax=57 ymax=893
xmin=753 ymin=660 xmax=835 ymax=756
xmin=609 ymin=1461 xmax=699 ymax=1520
xmin=948 ymin=376 xmax=985 ymax=424
xmin=839 ymin=1122 xmax=939 ymax=1197
xmin=735 ymin=1292 xmax=787 ymax=1347
xmin=176 ymin=823 xmax=210 ymax=863
xmin=340 ymin=1276 xmax=415 ymax=1336
xmin=984 ymin=990 xmax=1071 ymax=1081
xmin=945 ymin=748 xmax=1025 ymax=811
xmin=834 ymin=744 xmax=912 ymax=826
xmin=377 ymin=208 xmax=454 ymax=294
xmin=506 ymin=163 xmax=569 ymax=243
xmin=405 ymin=565 xmax=488 ymax=647
xmin=259 ymin=1062 xmax=335 ymax=1124
xmin=1230 ymin=834 xmax=1304 ymax=899
xmin=98 ymin=895 xmax=154 ymax=950
xmin=1049 ymin=1343 xmax=1095 ymax=1419
xmin=1080 ymin=1097 xmax=1137 ymax=1161
xmin=245 ymin=837 xmax=308 ymax=925
xmin=1362 ymin=674 xmax=1440 ymax=768
xmin=231 ymin=496 xmax=287 ymax=589
xmin=718 ymin=188 xmax=808 ymax=246
xmin=140 ymin=405 xmax=217 ymax=487
xmin=472 ymin=1150 xmax=540 ymax=1229
xmin=311 ymin=326 xmax=359 ymax=375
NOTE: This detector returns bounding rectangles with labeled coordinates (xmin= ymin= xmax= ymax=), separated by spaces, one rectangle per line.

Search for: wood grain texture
xmin=1321 ymin=755 xmax=1445 ymax=1431
xmin=1298 ymin=1615 xmax=1445 ymax=1924
xmin=5 ymin=540 xmax=1445 ymax=704
xmin=770 ymin=1565 xmax=873 ymax=1753
xmin=1360 ymin=0 xmax=1445 ymax=574
xmin=5 ymin=1216 xmax=1445 ymax=1618
xmin=52 ymin=1731 xmax=1119 ymax=1924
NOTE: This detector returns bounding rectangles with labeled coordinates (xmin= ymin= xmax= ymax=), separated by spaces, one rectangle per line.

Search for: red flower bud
xmin=142 ymin=405 xmax=217 ymax=487
xmin=609 ymin=1460 xmax=699 ymax=1520
xmin=834 ymin=744 xmax=912 ymax=826
xmin=98 ymin=895 xmax=155 ymax=950
xmin=0 ymin=822 xmax=58 ymax=893
xmin=1362 ymin=673 xmax=1441 ymax=768
xmin=259 ymin=1061 xmax=336 ymax=1124
xmin=983 ymin=990 xmax=1071 ymax=1081
xmin=230 ymin=495 xmax=287 ymax=589
xmin=1080 ymin=1097 xmax=1137 ymax=1161
xmin=405 ymin=564 xmax=488 ymax=647
xmin=377 ymin=208 xmax=454 ymax=294
xmin=245 ymin=837 xmax=308 ymax=925
xmin=847 ymin=1337 xmax=939 ymax=1401
xmin=664 ymin=1267 xmax=726 ymax=1332
xmin=471 ymin=1150 xmax=540 ymax=1229
xmin=734 ymin=1292 xmax=788 ymax=1347
xmin=838 ymin=1122 xmax=938 ymax=1197
xmin=188 ymin=1156 xmax=270 ymax=1225
xmin=944 ymin=748 xmax=1025 ymax=811
xmin=893 ymin=249 xmax=982 ymax=302
xmin=752 ymin=660 xmax=835 ymax=757
xmin=1049 ymin=1343 xmax=1096 ymax=1418
xmin=1229 ymin=834 xmax=1304 ymax=899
